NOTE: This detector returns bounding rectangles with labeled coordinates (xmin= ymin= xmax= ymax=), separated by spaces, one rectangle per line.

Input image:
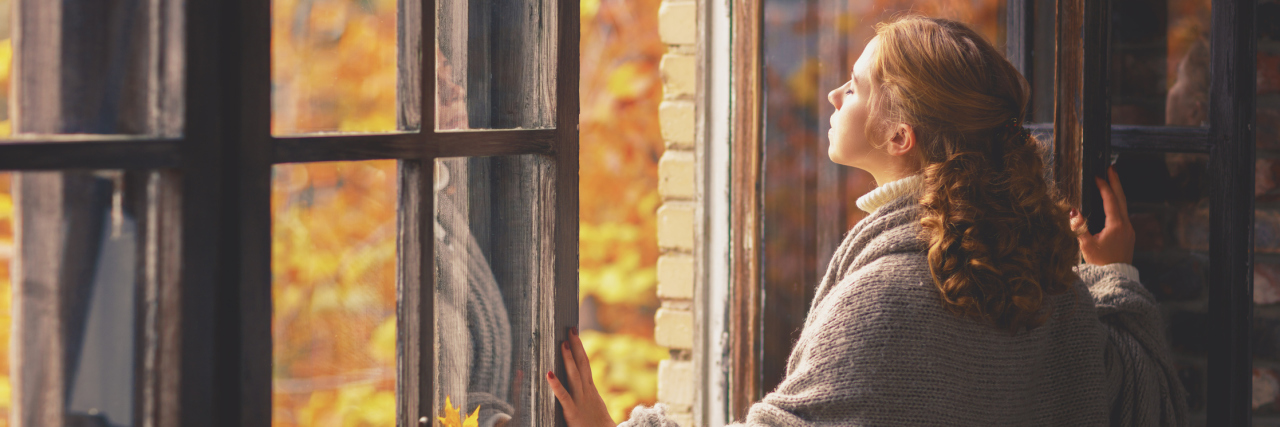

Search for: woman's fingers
xmin=546 ymin=371 xmax=578 ymax=416
xmin=1107 ymin=167 xmax=1130 ymax=219
xmin=560 ymin=339 xmax=584 ymax=394
xmin=569 ymin=328 xmax=595 ymax=386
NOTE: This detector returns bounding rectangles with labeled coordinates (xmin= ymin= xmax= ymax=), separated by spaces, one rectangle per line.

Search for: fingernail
xmin=547 ymin=371 xmax=555 ymax=380
xmin=1069 ymin=209 xmax=1078 ymax=217
xmin=571 ymin=326 xmax=578 ymax=336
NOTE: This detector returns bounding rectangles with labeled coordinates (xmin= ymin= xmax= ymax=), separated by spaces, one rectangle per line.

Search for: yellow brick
xmin=660 ymin=101 xmax=696 ymax=145
xmin=658 ymin=1 xmax=697 ymax=45
xmin=659 ymin=150 xmax=696 ymax=200
xmin=661 ymin=53 xmax=698 ymax=98
xmin=657 ymin=203 xmax=695 ymax=251
xmin=654 ymin=307 xmax=694 ymax=349
xmin=657 ymin=254 xmax=695 ymax=300
xmin=658 ymin=359 xmax=696 ymax=407
xmin=667 ymin=411 xmax=695 ymax=427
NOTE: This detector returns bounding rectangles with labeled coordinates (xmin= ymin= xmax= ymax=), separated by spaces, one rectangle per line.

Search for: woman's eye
xmin=845 ymin=89 xmax=854 ymax=95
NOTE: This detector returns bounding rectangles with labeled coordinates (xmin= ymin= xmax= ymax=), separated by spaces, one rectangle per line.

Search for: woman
xmin=549 ymin=16 xmax=1186 ymax=426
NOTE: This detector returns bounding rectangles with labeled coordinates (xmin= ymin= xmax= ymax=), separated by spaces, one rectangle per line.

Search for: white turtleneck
xmin=856 ymin=174 xmax=923 ymax=213
xmin=852 ymin=173 xmax=1140 ymax=282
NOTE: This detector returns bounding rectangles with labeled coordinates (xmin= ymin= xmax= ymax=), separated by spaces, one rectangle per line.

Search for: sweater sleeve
xmin=1076 ymin=264 xmax=1188 ymax=427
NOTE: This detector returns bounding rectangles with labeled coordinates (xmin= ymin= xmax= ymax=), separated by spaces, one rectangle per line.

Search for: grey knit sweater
xmin=623 ymin=190 xmax=1186 ymax=426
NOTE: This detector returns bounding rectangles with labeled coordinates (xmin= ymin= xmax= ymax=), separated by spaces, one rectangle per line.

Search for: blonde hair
xmin=868 ymin=16 xmax=1079 ymax=334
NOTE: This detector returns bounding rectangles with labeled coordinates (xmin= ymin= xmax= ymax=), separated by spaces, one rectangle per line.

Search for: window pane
xmin=758 ymin=0 xmax=1005 ymax=395
xmin=271 ymin=0 xmax=401 ymax=135
xmin=9 ymin=170 xmax=153 ymax=426
xmin=436 ymin=0 xmax=557 ymax=130
xmin=1109 ymin=0 xmax=1211 ymax=127
xmin=434 ymin=155 xmax=553 ymax=427
xmin=1112 ymin=153 xmax=1208 ymax=418
xmin=271 ymin=161 xmax=398 ymax=427
xmin=1253 ymin=1 xmax=1280 ymax=420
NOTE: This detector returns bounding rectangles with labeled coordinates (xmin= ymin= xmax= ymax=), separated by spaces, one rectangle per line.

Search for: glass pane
xmin=434 ymin=155 xmax=553 ymax=427
xmin=759 ymin=0 xmax=1005 ymax=395
xmin=1109 ymin=0 xmax=1212 ymax=127
xmin=436 ymin=0 xmax=557 ymax=130
xmin=1027 ymin=1 xmax=1055 ymax=124
xmin=1110 ymin=153 xmax=1208 ymax=421
xmin=8 ymin=170 xmax=151 ymax=426
xmin=1253 ymin=2 xmax=1280 ymax=421
xmin=272 ymin=0 xmax=401 ymax=135
xmin=271 ymin=161 xmax=398 ymax=427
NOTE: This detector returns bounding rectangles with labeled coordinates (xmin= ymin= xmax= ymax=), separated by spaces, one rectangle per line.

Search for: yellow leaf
xmin=438 ymin=396 xmax=480 ymax=427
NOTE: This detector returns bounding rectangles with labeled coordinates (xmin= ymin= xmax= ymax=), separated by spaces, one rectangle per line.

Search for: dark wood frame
xmin=0 ymin=0 xmax=580 ymax=425
xmin=1007 ymin=0 xmax=1257 ymax=423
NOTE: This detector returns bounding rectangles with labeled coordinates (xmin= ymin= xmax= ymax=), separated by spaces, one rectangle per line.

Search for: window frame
xmin=0 ymin=0 xmax=581 ymax=426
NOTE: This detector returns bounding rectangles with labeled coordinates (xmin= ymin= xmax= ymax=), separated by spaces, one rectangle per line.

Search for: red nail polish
xmin=547 ymin=371 xmax=555 ymax=379
xmin=571 ymin=326 xmax=579 ymax=335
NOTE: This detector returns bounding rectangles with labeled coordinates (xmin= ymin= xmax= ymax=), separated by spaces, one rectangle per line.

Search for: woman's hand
xmin=546 ymin=328 xmax=617 ymax=427
xmin=1070 ymin=166 xmax=1135 ymax=265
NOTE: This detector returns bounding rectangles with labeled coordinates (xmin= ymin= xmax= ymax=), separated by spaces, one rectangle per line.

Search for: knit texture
xmin=625 ymin=189 xmax=1186 ymax=426
xmin=855 ymin=174 xmax=923 ymax=213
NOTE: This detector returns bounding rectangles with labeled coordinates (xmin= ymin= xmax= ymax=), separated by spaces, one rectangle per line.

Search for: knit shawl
xmin=622 ymin=189 xmax=1187 ymax=426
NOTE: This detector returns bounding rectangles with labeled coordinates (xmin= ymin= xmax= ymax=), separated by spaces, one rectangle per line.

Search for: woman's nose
xmin=828 ymin=87 xmax=841 ymax=109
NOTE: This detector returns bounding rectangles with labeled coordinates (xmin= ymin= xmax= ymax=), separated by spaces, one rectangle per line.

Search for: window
xmin=0 ymin=1 xmax=579 ymax=427
xmin=731 ymin=0 xmax=1256 ymax=422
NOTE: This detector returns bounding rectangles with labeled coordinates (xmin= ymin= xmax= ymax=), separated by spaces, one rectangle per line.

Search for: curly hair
xmin=867 ymin=16 xmax=1080 ymax=334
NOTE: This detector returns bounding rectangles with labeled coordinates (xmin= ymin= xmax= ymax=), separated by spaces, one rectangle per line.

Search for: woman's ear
xmin=886 ymin=123 xmax=916 ymax=157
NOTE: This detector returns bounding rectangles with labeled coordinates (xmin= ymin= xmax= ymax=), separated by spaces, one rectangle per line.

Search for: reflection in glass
xmin=271 ymin=0 xmax=400 ymax=135
xmin=271 ymin=161 xmax=398 ymax=427
xmin=8 ymin=171 xmax=148 ymax=426
xmin=434 ymin=156 xmax=552 ymax=427
xmin=436 ymin=0 xmax=557 ymax=130
xmin=1109 ymin=0 xmax=1211 ymax=127
xmin=1112 ymin=152 xmax=1209 ymax=415
xmin=759 ymin=0 xmax=1005 ymax=396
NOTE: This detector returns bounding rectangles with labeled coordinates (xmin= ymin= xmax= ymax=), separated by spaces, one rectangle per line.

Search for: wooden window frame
xmin=0 ymin=0 xmax=581 ymax=426
xmin=729 ymin=0 xmax=1256 ymax=423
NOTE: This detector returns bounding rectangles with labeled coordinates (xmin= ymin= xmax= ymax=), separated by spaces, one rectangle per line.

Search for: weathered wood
xmin=1204 ymin=0 xmax=1256 ymax=423
xmin=397 ymin=0 xmax=421 ymax=132
xmin=396 ymin=159 xmax=434 ymax=427
xmin=729 ymin=0 xmax=763 ymax=420
xmin=487 ymin=0 xmax=556 ymax=129
xmin=1053 ymin=0 xmax=1083 ymax=211
xmin=0 ymin=139 xmax=180 ymax=170
xmin=1080 ymin=0 xmax=1113 ymax=235
xmin=553 ymin=0 xmax=580 ymax=426
xmin=14 ymin=0 xmax=154 ymax=134
xmin=12 ymin=173 xmax=67 ymax=427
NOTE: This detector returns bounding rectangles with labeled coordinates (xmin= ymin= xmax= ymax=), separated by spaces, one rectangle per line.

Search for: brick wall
xmin=1250 ymin=0 xmax=1280 ymax=421
xmin=654 ymin=0 xmax=698 ymax=425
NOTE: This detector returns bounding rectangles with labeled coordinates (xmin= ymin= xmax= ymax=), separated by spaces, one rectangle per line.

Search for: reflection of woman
xmin=549 ymin=16 xmax=1186 ymax=426
xmin=435 ymin=160 xmax=516 ymax=427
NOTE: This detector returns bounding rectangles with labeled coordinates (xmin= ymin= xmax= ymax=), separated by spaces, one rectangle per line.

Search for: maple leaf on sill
xmin=438 ymin=396 xmax=480 ymax=427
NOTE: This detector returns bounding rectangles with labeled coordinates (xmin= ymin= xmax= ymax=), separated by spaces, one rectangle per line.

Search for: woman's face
xmin=827 ymin=37 xmax=883 ymax=170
